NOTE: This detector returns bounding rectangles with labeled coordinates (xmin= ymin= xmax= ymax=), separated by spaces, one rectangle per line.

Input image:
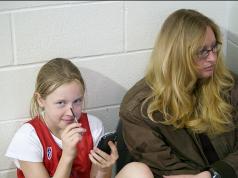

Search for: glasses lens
xmin=201 ymin=51 xmax=208 ymax=59
xmin=197 ymin=42 xmax=222 ymax=59
xmin=198 ymin=49 xmax=208 ymax=59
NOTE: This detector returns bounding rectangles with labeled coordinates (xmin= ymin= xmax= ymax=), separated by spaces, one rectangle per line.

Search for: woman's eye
xmin=201 ymin=50 xmax=208 ymax=56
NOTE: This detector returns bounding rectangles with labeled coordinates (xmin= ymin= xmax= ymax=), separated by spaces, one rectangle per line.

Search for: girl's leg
xmin=115 ymin=162 xmax=154 ymax=178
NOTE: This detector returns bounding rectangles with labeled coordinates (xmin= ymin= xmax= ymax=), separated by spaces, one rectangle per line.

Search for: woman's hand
xmin=61 ymin=123 xmax=86 ymax=161
xmin=163 ymin=171 xmax=211 ymax=178
xmin=89 ymin=141 xmax=118 ymax=175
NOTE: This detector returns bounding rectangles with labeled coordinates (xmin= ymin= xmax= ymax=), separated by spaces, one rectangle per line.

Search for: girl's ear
xmin=35 ymin=92 xmax=45 ymax=108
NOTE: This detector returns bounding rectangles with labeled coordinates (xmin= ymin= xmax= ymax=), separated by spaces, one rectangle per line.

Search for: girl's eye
xmin=74 ymin=98 xmax=82 ymax=105
xmin=56 ymin=101 xmax=65 ymax=106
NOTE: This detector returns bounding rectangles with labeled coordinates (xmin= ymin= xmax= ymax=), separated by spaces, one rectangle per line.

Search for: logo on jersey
xmin=47 ymin=147 xmax=52 ymax=160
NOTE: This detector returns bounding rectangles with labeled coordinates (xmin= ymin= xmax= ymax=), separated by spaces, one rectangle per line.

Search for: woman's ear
xmin=35 ymin=92 xmax=45 ymax=108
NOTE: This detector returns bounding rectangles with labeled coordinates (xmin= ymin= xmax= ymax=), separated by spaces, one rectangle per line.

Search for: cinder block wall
xmin=0 ymin=1 xmax=237 ymax=177
xmin=226 ymin=2 xmax=238 ymax=73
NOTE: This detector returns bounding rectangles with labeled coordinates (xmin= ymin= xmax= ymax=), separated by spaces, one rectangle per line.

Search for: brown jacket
xmin=120 ymin=78 xmax=238 ymax=178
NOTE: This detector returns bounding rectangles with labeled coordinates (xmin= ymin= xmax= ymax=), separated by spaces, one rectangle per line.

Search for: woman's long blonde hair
xmin=30 ymin=58 xmax=85 ymax=119
xmin=144 ymin=9 xmax=234 ymax=136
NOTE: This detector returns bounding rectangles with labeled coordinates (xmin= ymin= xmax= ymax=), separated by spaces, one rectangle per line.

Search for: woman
xmin=119 ymin=9 xmax=238 ymax=178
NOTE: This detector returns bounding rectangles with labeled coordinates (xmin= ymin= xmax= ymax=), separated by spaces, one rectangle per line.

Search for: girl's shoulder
xmin=5 ymin=122 xmax=43 ymax=164
xmin=86 ymin=114 xmax=105 ymax=145
xmin=9 ymin=122 xmax=39 ymax=143
xmin=87 ymin=114 xmax=103 ymax=126
xmin=16 ymin=122 xmax=37 ymax=135
xmin=87 ymin=113 xmax=104 ymax=133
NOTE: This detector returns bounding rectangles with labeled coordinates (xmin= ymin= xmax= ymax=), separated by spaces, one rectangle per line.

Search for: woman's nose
xmin=206 ymin=51 xmax=217 ymax=63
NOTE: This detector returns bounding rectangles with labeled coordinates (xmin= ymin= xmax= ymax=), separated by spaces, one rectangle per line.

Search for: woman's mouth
xmin=204 ymin=65 xmax=213 ymax=71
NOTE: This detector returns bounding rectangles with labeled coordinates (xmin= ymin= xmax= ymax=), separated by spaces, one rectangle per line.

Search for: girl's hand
xmin=89 ymin=141 xmax=118 ymax=173
xmin=61 ymin=123 xmax=86 ymax=160
xmin=163 ymin=171 xmax=211 ymax=178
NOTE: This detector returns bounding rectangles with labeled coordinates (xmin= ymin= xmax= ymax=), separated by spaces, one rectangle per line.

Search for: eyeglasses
xmin=197 ymin=42 xmax=222 ymax=60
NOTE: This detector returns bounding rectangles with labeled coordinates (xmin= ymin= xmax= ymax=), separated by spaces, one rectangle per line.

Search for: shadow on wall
xmin=79 ymin=67 xmax=128 ymax=132
xmin=226 ymin=30 xmax=238 ymax=75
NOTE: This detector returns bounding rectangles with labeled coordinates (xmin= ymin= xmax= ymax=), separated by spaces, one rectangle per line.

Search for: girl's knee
xmin=127 ymin=162 xmax=151 ymax=172
xmin=116 ymin=162 xmax=154 ymax=178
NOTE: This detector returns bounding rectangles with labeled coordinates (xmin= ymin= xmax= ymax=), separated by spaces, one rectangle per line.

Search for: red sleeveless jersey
xmin=17 ymin=113 xmax=93 ymax=178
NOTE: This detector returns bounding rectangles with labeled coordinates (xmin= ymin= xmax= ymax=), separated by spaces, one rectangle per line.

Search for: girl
xmin=6 ymin=58 xmax=154 ymax=178
xmin=6 ymin=58 xmax=116 ymax=178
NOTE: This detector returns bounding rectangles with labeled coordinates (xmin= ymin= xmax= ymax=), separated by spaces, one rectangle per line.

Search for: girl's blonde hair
xmin=30 ymin=58 xmax=85 ymax=118
xmin=144 ymin=9 xmax=234 ymax=136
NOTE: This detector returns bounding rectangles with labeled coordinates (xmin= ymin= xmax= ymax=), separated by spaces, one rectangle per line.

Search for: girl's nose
xmin=70 ymin=107 xmax=76 ymax=118
xmin=65 ymin=104 xmax=73 ymax=116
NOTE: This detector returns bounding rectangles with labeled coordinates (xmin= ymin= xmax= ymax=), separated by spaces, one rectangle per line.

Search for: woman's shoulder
xmin=229 ymin=72 xmax=238 ymax=92
xmin=232 ymin=73 xmax=238 ymax=86
xmin=120 ymin=78 xmax=151 ymax=113
xmin=230 ymin=72 xmax=238 ymax=104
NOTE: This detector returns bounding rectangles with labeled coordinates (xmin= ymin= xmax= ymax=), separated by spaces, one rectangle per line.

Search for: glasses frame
xmin=197 ymin=41 xmax=222 ymax=60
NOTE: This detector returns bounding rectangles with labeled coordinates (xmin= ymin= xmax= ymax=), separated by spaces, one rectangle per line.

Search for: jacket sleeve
xmin=210 ymin=115 xmax=238 ymax=178
xmin=213 ymin=74 xmax=238 ymax=178
xmin=120 ymin=107 xmax=201 ymax=177
xmin=213 ymin=80 xmax=238 ymax=178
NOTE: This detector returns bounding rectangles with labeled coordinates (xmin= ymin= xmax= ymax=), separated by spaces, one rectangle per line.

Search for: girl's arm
xmin=19 ymin=155 xmax=74 ymax=178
